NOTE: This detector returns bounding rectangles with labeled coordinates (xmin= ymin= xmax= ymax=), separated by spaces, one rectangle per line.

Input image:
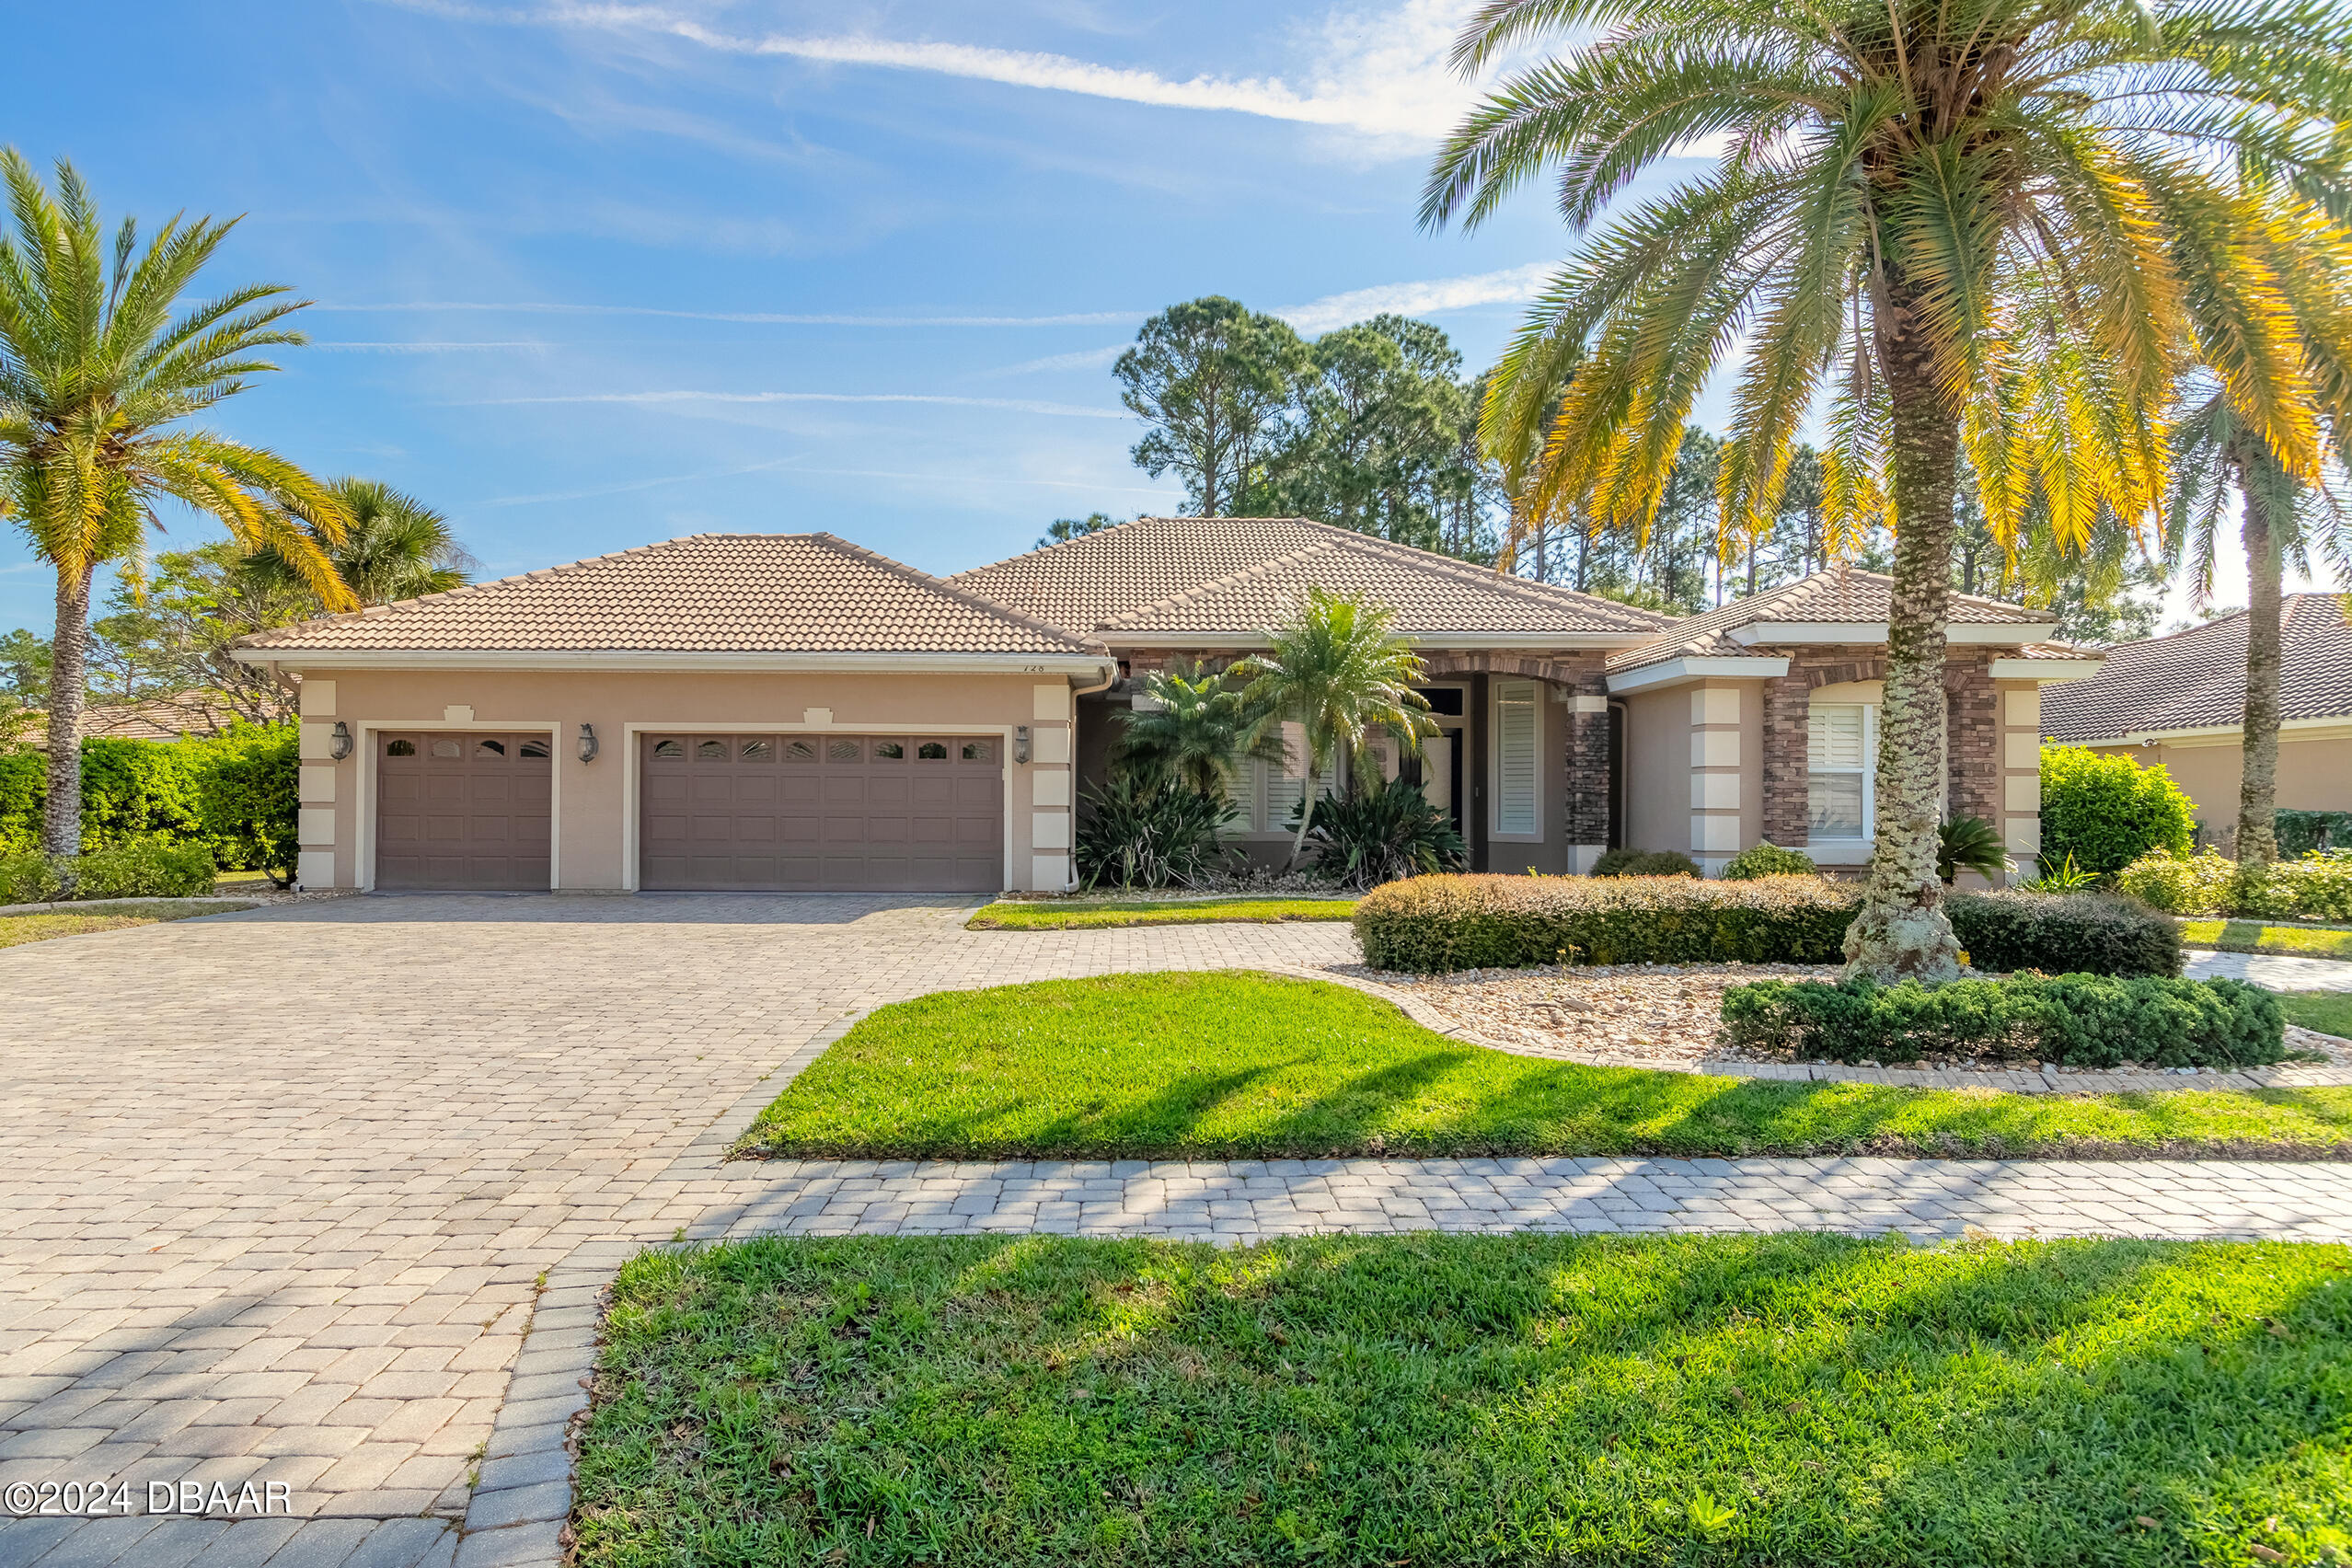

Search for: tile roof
xmin=947 ymin=515 xmax=1674 ymax=640
xmin=1608 ymin=569 xmax=2052 ymax=672
xmin=236 ymin=534 xmax=1105 ymax=656
xmin=2039 ymin=594 xmax=2352 ymax=742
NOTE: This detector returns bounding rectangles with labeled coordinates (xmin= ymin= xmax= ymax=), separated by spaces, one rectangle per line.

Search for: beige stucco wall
xmin=2088 ymin=732 xmax=2352 ymax=840
xmin=1620 ymin=686 xmax=1690 ymax=859
xmin=292 ymin=666 xmax=1080 ymax=894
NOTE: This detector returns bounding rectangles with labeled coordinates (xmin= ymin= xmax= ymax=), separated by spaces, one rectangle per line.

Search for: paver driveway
xmin=5 ymin=898 xmax=2351 ymax=1568
xmin=0 ymin=895 xmax=1351 ymax=1565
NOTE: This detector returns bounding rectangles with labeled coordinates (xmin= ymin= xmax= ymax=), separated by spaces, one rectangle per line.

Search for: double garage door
xmin=640 ymin=732 xmax=1004 ymax=893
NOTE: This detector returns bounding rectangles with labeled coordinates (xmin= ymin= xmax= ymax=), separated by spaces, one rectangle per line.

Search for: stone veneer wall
xmin=1758 ymin=645 xmax=2006 ymax=848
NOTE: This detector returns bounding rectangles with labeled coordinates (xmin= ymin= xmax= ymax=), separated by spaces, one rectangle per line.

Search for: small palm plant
xmin=0 ymin=151 xmax=352 ymax=863
xmin=1114 ymin=660 xmax=1281 ymax=808
xmin=1231 ymin=589 xmax=1435 ymax=869
xmin=1937 ymin=816 xmax=2015 ymax=885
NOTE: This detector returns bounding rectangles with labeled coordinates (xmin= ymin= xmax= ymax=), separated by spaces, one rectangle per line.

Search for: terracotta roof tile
xmin=949 ymin=515 xmax=1673 ymax=639
xmin=2040 ymin=594 xmax=2352 ymax=742
xmin=1608 ymin=569 xmax=2052 ymax=672
xmin=236 ymin=533 xmax=1104 ymax=656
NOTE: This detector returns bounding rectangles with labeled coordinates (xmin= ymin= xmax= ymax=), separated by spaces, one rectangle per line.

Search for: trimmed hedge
xmin=1719 ymin=974 xmax=2284 ymax=1069
xmin=2038 ymin=745 xmax=2195 ymax=876
xmin=2119 ymin=847 xmax=2352 ymax=923
xmin=0 ymin=840 xmax=217 ymax=903
xmin=1723 ymin=842 xmax=1817 ymax=880
xmin=1943 ymin=890 xmax=2183 ymax=977
xmin=1591 ymin=848 xmax=1700 ymax=878
xmin=1355 ymin=874 xmax=2185 ymax=976
xmin=0 ymin=723 xmax=297 ymax=878
xmin=1356 ymin=873 xmax=1857 ymax=971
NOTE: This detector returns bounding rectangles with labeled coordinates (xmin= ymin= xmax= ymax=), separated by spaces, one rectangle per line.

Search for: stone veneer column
xmin=295 ymin=680 xmax=340 ymax=891
xmin=1759 ymin=667 xmax=1811 ymax=847
xmin=1998 ymin=684 xmax=2044 ymax=878
xmin=1029 ymin=683 xmax=1075 ymax=892
xmin=1943 ymin=650 xmax=2000 ymax=824
xmin=1563 ymin=685 xmax=1610 ymax=871
xmin=1689 ymin=685 xmax=1743 ymax=875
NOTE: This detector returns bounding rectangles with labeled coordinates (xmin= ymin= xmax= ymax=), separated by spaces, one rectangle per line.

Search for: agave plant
xmin=1937 ymin=816 xmax=2015 ymax=885
xmin=1297 ymin=776 xmax=1467 ymax=890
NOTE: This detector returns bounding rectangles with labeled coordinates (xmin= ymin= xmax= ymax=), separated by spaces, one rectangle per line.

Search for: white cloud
xmin=315 ymin=301 xmax=1142 ymax=326
xmin=311 ymin=340 xmax=556 ymax=352
xmin=414 ymin=0 xmax=1499 ymax=148
xmin=974 ymin=344 xmax=1128 ymax=377
xmin=1276 ymin=260 xmax=1556 ymax=333
xmin=466 ymin=389 xmax=1131 ymax=418
xmin=482 ymin=455 xmax=809 ymax=506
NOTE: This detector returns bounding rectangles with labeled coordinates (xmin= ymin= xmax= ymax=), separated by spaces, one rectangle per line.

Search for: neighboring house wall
xmin=2086 ymin=731 xmax=2352 ymax=843
xmin=293 ymin=668 xmax=1074 ymax=893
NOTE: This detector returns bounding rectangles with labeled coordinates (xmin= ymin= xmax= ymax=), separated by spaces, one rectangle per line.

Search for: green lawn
xmin=968 ymin=897 xmax=1358 ymax=930
xmin=0 ymin=901 xmax=255 ymax=949
xmin=2283 ymin=992 xmax=2352 ymax=1041
xmin=573 ymin=1230 xmax=2352 ymax=1568
xmin=738 ymin=972 xmax=2352 ymax=1162
xmin=2185 ymin=919 xmax=2352 ymax=961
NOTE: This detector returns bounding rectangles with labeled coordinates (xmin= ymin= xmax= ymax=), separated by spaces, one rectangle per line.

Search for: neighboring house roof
xmin=235 ymin=533 xmax=1105 ymax=658
xmin=948 ymin=515 xmax=1674 ymax=641
xmin=2040 ymin=594 xmax=2352 ymax=744
xmin=15 ymin=692 xmax=236 ymax=748
xmin=1608 ymin=569 xmax=2056 ymax=674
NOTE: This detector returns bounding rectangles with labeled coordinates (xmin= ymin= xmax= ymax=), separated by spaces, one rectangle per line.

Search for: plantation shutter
xmin=1496 ymin=682 xmax=1539 ymax=835
xmin=1263 ymin=722 xmax=1308 ymax=832
xmin=1807 ymin=703 xmax=1869 ymax=838
xmin=1808 ymin=705 xmax=1866 ymax=768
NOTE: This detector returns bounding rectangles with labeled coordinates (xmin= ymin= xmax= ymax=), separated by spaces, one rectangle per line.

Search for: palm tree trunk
xmin=42 ymin=562 xmax=95 ymax=863
xmin=2237 ymin=472 xmax=2283 ymax=866
xmin=1289 ymin=762 xmax=1318 ymax=869
xmin=1842 ymin=289 xmax=1964 ymax=983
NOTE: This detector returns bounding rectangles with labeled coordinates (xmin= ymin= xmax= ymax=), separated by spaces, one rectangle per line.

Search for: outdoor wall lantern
xmin=1013 ymin=724 xmax=1031 ymax=764
xmin=328 ymin=721 xmax=353 ymax=761
xmin=578 ymin=723 xmax=601 ymax=763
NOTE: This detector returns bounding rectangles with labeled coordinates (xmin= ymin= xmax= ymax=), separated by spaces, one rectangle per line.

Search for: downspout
xmin=1060 ymin=660 xmax=1118 ymax=890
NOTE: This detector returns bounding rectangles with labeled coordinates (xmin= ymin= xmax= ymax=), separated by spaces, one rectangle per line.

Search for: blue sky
xmin=2 ymin=0 xmax=1635 ymax=634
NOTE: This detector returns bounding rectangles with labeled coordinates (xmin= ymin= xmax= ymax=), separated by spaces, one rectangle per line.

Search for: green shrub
xmin=1591 ymin=847 xmax=1701 ymax=878
xmin=0 ymin=851 xmax=63 ymax=904
xmin=1944 ymin=890 xmax=2183 ymax=977
xmin=2235 ymin=852 xmax=2352 ymax=924
xmin=77 ymin=736 xmax=207 ymax=849
xmin=1937 ymin=815 xmax=2012 ymax=882
xmin=1075 ymin=775 xmax=1228 ymax=890
xmin=2116 ymin=847 xmax=2239 ymax=916
xmin=1300 ymin=777 xmax=1465 ymax=890
xmin=2038 ymin=745 xmax=2195 ymax=876
xmin=1719 ymin=973 xmax=2283 ymax=1068
xmin=68 ymin=840 xmax=217 ymax=899
xmin=2276 ymin=808 xmax=2352 ymax=857
xmin=0 ymin=747 xmax=40 ymax=854
xmin=1355 ymin=872 xmax=1855 ymax=971
xmin=1722 ymin=841 xmax=1816 ymax=880
xmin=192 ymin=723 xmax=298 ymax=881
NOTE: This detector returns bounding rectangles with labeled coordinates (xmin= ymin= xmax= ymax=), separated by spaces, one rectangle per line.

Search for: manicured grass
xmin=0 ymin=901 xmax=253 ymax=949
xmin=968 ymin=897 xmax=1357 ymax=930
xmin=2185 ymin=918 xmax=2352 ymax=960
xmin=573 ymin=1230 xmax=2352 ymax=1568
xmin=2283 ymin=991 xmax=2352 ymax=1041
xmin=738 ymin=972 xmax=2352 ymax=1162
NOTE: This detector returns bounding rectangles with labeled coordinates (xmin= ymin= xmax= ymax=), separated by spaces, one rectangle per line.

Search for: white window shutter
xmin=1497 ymin=682 xmax=1538 ymax=834
xmin=1809 ymin=705 xmax=1865 ymax=769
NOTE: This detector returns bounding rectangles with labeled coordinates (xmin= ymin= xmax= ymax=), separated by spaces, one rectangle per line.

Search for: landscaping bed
xmin=969 ymin=897 xmax=1356 ymax=930
xmin=573 ymin=1230 xmax=2352 ymax=1568
xmin=0 ymin=900 xmax=260 ymax=949
xmin=735 ymin=973 xmax=2352 ymax=1161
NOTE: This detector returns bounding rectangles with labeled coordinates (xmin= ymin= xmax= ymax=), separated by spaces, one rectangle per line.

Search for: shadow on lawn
xmin=572 ymin=1229 xmax=2352 ymax=1568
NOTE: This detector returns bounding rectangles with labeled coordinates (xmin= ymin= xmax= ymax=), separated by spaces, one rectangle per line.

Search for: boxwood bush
xmin=1722 ymin=842 xmax=1817 ymax=880
xmin=1943 ymin=890 xmax=2182 ymax=977
xmin=1590 ymin=848 xmax=1701 ymax=878
xmin=0 ymin=840 xmax=217 ymax=904
xmin=1719 ymin=973 xmax=2284 ymax=1068
xmin=1357 ymin=874 xmax=2185 ymax=975
xmin=1355 ymin=873 xmax=1856 ymax=971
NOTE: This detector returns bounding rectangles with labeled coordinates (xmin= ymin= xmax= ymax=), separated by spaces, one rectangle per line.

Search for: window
xmin=828 ymin=740 xmax=861 ymax=763
xmin=740 ymin=739 xmax=771 ymax=761
xmin=1494 ymin=682 xmax=1539 ymax=836
xmin=917 ymin=741 xmax=948 ymax=760
xmin=697 ymin=740 xmax=728 ymax=761
xmin=520 ymin=739 xmax=551 ymax=759
xmin=652 ymin=739 xmax=685 ymax=758
xmin=385 ymin=739 xmax=416 ymax=757
xmin=431 ymin=740 xmax=462 ymax=759
xmin=1808 ymin=704 xmax=1871 ymax=838
xmin=783 ymin=740 xmax=817 ymax=763
xmin=475 ymin=739 xmax=506 ymax=757
xmin=873 ymin=741 xmax=905 ymax=760
xmin=960 ymin=739 xmax=994 ymax=763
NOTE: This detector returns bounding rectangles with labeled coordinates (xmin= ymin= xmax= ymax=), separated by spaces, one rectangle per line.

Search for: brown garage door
xmin=376 ymin=732 xmax=553 ymax=891
xmin=640 ymin=732 xmax=1002 ymax=893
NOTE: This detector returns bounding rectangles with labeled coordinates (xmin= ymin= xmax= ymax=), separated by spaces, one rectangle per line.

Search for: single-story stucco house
xmin=2039 ymin=594 xmax=2352 ymax=844
xmin=231 ymin=515 xmax=2100 ymax=894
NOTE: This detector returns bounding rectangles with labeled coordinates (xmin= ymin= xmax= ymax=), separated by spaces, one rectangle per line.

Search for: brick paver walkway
xmin=4 ymin=898 xmax=2349 ymax=1568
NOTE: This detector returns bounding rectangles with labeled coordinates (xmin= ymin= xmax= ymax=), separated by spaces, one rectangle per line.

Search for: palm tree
xmin=1115 ymin=661 xmax=1281 ymax=805
xmin=1230 ymin=589 xmax=1435 ymax=868
xmin=246 ymin=477 xmax=473 ymax=606
xmin=0 ymin=150 xmax=352 ymax=861
xmin=2166 ymin=389 xmax=2351 ymax=864
xmin=1424 ymin=0 xmax=2352 ymax=980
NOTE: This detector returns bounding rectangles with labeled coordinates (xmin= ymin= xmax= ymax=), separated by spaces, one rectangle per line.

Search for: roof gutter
xmin=1726 ymin=620 xmax=2059 ymax=646
xmin=225 ymin=650 xmax=1115 ymax=675
xmin=1097 ymin=631 xmax=1659 ymax=651
xmin=1605 ymin=655 xmax=1793 ymax=694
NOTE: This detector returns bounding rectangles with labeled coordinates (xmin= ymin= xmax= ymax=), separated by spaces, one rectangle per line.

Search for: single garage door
xmin=640 ymin=732 xmax=1003 ymax=893
xmin=376 ymin=732 xmax=553 ymax=891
